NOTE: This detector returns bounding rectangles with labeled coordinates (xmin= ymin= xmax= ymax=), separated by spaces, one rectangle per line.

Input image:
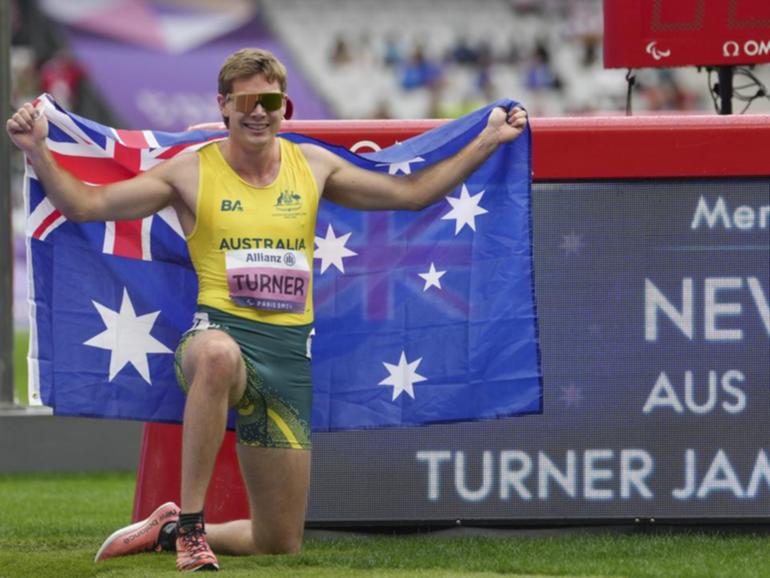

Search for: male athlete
xmin=6 ymin=48 xmax=527 ymax=572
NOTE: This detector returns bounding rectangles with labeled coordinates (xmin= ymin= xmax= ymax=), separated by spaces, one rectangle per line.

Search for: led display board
xmin=604 ymin=0 xmax=770 ymax=68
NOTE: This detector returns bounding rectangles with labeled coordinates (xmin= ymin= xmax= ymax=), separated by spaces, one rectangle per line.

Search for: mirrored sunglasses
xmin=228 ymin=92 xmax=285 ymax=114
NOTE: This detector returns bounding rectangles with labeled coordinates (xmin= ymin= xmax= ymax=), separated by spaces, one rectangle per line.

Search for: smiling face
xmin=219 ymin=74 xmax=286 ymax=149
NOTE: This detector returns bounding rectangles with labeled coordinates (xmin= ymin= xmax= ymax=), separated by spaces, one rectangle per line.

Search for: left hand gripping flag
xmin=25 ymin=94 xmax=542 ymax=430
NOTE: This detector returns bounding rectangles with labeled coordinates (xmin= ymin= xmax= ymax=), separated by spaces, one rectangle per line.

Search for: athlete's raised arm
xmin=6 ymin=102 xmax=194 ymax=223
xmin=301 ymin=106 xmax=527 ymax=211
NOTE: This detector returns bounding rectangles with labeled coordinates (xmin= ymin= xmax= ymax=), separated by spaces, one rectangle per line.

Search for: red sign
xmin=604 ymin=0 xmax=770 ymax=68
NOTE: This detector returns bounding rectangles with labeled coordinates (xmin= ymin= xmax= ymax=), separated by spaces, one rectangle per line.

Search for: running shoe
xmin=176 ymin=523 xmax=219 ymax=572
xmin=94 ymin=501 xmax=180 ymax=562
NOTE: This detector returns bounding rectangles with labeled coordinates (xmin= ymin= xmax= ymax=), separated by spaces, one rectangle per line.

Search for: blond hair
xmin=218 ymin=48 xmax=288 ymax=95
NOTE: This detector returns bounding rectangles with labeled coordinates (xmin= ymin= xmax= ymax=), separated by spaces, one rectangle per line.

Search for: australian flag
xmin=25 ymin=94 xmax=542 ymax=431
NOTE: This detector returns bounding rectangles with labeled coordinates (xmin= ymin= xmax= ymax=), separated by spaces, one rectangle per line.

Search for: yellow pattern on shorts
xmin=233 ymin=370 xmax=309 ymax=450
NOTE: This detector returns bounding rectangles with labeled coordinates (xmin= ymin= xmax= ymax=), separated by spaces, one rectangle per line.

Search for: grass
xmin=0 ymin=472 xmax=769 ymax=578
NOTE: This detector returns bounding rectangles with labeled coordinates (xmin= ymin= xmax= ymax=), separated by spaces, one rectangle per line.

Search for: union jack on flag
xmin=25 ymin=94 xmax=542 ymax=431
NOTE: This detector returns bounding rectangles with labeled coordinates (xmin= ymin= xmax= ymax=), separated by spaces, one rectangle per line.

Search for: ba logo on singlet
xmin=221 ymin=200 xmax=243 ymax=212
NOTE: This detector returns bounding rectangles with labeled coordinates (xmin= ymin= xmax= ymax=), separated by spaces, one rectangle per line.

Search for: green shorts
xmin=174 ymin=306 xmax=313 ymax=450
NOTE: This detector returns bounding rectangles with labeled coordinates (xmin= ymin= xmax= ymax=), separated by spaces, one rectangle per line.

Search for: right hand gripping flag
xmin=25 ymin=94 xmax=542 ymax=431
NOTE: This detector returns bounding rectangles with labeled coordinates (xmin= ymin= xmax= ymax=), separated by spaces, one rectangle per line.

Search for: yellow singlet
xmin=187 ymin=138 xmax=320 ymax=326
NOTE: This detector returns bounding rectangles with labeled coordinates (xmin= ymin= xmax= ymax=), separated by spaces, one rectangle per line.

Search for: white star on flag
xmin=314 ymin=224 xmax=358 ymax=273
xmin=418 ymin=262 xmax=446 ymax=291
xmin=377 ymin=156 xmax=426 ymax=175
xmin=83 ymin=288 xmax=172 ymax=384
xmin=379 ymin=350 xmax=427 ymax=401
xmin=441 ymin=183 xmax=488 ymax=234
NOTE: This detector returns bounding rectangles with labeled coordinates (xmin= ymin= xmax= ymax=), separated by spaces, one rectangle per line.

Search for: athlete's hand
xmin=485 ymin=105 xmax=527 ymax=144
xmin=6 ymin=102 xmax=48 ymax=154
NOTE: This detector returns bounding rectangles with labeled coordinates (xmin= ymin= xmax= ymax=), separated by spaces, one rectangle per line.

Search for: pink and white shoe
xmin=175 ymin=523 xmax=219 ymax=572
xmin=94 ymin=501 xmax=180 ymax=562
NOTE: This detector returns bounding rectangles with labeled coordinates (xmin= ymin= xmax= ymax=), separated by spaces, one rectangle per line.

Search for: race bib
xmin=225 ymin=249 xmax=310 ymax=313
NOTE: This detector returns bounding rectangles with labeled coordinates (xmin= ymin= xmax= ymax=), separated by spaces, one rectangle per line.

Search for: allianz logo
xmin=723 ymin=39 xmax=770 ymax=58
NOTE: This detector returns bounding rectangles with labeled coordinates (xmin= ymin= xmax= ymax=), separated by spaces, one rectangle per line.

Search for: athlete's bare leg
xmin=206 ymin=446 xmax=311 ymax=555
xmin=179 ymin=330 xmax=247 ymax=513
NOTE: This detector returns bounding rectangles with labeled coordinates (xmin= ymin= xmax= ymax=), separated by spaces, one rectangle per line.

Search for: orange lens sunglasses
xmin=228 ymin=92 xmax=285 ymax=113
